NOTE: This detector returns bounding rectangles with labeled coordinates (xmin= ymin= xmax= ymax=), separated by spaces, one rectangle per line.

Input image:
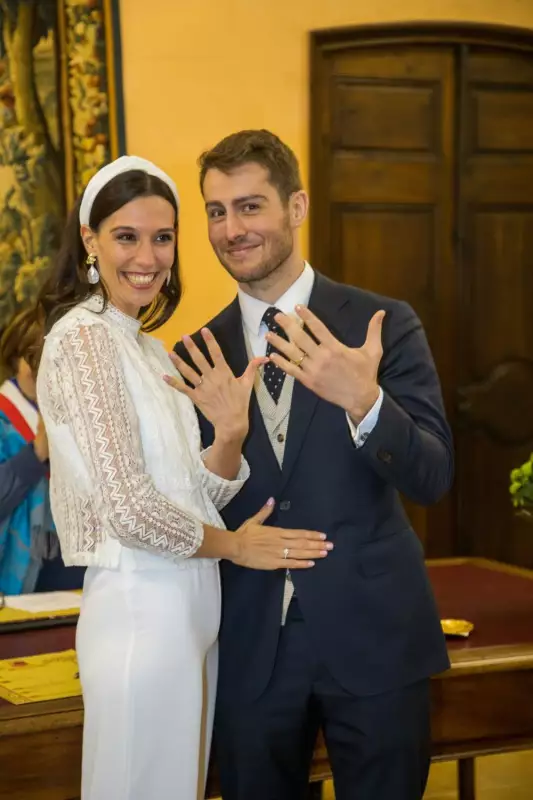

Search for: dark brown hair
xmin=198 ymin=129 xmax=302 ymax=204
xmin=0 ymin=306 xmax=43 ymax=383
xmin=34 ymin=170 xmax=182 ymax=339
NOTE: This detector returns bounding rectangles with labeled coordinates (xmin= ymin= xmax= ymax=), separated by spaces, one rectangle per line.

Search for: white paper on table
xmin=4 ymin=591 xmax=82 ymax=613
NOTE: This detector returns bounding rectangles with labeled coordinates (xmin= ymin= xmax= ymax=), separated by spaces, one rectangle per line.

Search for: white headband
xmin=79 ymin=155 xmax=180 ymax=226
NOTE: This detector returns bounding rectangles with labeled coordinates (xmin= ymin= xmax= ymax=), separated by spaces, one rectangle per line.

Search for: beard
xmin=214 ymin=217 xmax=294 ymax=286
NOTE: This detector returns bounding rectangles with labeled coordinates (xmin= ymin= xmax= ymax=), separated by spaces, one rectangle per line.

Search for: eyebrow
xmin=109 ymin=225 xmax=176 ymax=233
xmin=205 ymin=194 xmax=268 ymax=209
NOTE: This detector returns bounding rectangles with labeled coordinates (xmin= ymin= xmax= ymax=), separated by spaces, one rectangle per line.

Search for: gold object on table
xmin=440 ymin=618 xmax=474 ymax=637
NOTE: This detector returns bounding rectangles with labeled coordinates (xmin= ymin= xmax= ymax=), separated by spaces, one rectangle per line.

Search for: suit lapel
xmin=210 ymin=297 xmax=248 ymax=377
xmin=211 ymin=273 xmax=357 ymax=487
xmin=280 ymin=273 xmax=354 ymax=489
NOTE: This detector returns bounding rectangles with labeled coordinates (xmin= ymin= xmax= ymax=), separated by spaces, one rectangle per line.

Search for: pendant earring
xmin=166 ymin=271 xmax=171 ymax=286
xmin=86 ymin=253 xmax=100 ymax=285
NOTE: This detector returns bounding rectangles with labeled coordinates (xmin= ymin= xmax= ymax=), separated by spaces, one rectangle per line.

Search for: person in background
xmin=0 ymin=308 xmax=85 ymax=594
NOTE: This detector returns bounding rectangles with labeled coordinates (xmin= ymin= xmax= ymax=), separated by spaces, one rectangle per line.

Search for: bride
xmin=34 ymin=156 xmax=332 ymax=799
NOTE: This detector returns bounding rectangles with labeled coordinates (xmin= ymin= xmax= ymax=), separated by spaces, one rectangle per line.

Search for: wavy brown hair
xmin=0 ymin=306 xmax=44 ymax=383
xmin=198 ymin=129 xmax=302 ymax=204
xmin=33 ymin=169 xmax=182 ymax=345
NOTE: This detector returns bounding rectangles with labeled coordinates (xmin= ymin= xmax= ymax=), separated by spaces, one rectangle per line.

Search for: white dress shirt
xmin=238 ymin=263 xmax=383 ymax=446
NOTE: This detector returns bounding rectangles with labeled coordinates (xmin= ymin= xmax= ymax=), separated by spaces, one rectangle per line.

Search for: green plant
xmin=510 ymin=456 xmax=533 ymax=515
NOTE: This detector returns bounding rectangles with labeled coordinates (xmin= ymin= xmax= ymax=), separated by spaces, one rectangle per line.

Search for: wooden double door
xmin=311 ymin=25 xmax=533 ymax=564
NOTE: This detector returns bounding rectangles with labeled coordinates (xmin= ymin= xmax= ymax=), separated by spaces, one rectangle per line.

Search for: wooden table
xmin=1 ymin=558 xmax=533 ymax=800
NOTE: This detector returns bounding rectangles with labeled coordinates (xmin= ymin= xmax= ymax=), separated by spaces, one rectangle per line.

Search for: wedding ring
xmin=196 ymin=376 xmax=204 ymax=387
xmin=293 ymin=353 xmax=307 ymax=367
xmin=283 ymin=548 xmax=290 ymax=560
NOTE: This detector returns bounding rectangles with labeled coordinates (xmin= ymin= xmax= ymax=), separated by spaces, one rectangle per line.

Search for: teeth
xmin=125 ymin=273 xmax=156 ymax=286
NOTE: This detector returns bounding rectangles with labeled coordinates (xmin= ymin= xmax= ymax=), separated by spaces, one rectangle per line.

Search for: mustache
xmin=225 ymin=240 xmax=257 ymax=251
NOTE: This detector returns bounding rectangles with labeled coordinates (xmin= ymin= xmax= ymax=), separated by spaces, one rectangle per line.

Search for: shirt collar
xmin=82 ymin=294 xmax=142 ymax=338
xmin=238 ymin=262 xmax=315 ymax=337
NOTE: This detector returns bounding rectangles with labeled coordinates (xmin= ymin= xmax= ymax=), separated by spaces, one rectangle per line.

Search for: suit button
xmin=277 ymin=433 xmax=285 ymax=443
xmin=279 ymin=500 xmax=291 ymax=511
xmin=377 ymin=449 xmax=393 ymax=464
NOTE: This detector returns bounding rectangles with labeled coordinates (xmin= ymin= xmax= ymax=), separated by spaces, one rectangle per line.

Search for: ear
xmin=80 ymin=224 xmax=96 ymax=256
xmin=289 ymin=190 xmax=309 ymax=229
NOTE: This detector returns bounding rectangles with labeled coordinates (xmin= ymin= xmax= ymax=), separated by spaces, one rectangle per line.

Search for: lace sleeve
xmin=198 ymin=446 xmax=250 ymax=511
xmin=53 ymin=322 xmax=203 ymax=558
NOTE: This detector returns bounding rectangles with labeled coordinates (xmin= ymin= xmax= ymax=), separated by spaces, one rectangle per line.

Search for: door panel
xmin=312 ymin=35 xmax=533 ymax=566
xmin=457 ymin=47 xmax=533 ymax=565
xmin=332 ymin=208 xmax=434 ymax=320
xmin=312 ymin=45 xmax=456 ymax=553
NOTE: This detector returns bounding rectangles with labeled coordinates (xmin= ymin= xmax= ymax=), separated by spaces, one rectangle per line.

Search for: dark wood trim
xmin=442 ymin=643 xmax=533 ymax=676
xmin=457 ymin=758 xmax=475 ymax=800
xmin=309 ymin=34 xmax=329 ymax=272
xmin=311 ymin=21 xmax=533 ymax=53
xmin=104 ymin=0 xmax=127 ymax=156
xmin=432 ymin=736 xmax=533 ymax=762
xmin=427 ymin=556 xmax=533 ymax=581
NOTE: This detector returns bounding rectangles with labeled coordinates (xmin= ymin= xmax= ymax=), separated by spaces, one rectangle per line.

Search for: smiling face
xmin=81 ymin=194 xmax=177 ymax=318
xmin=202 ymin=162 xmax=308 ymax=294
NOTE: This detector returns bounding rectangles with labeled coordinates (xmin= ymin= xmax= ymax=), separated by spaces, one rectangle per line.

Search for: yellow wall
xmin=120 ymin=0 xmax=533 ymax=349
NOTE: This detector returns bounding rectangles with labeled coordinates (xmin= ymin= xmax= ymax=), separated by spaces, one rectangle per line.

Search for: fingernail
xmin=182 ymin=335 xmax=191 ymax=342
xmin=162 ymin=374 xmax=171 ymax=382
xmin=201 ymin=328 xmax=212 ymax=336
xmin=325 ymin=542 xmax=334 ymax=550
xmin=266 ymin=497 xmax=275 ymax=507
xmin=308 ymin=561 xmax=315 ymax=567
xmin=320 ymin=550 xmax=328 ymax=556
xmin=320 ymin=533 xmax=327 ymax=540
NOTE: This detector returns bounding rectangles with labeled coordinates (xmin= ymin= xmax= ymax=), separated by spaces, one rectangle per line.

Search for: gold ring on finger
xmin=283 ymin=547 xmax=290 ymax=560
xmin=196 ymin=376 xmax=204 ymax=387
xmin=293 ymin=353 xmax=308 ymax=368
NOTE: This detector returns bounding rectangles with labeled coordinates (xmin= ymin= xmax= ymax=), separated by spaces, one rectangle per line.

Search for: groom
xmin=174 ymin=129 xmax=453 ymax=800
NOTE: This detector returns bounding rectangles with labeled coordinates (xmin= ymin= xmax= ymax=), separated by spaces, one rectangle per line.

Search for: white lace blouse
xmin=36 ymin=295 xmax=249 ymax=570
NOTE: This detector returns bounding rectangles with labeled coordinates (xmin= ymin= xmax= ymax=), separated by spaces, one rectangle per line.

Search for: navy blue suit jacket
xmin=174 ymin=273 xmax=452 ymax=701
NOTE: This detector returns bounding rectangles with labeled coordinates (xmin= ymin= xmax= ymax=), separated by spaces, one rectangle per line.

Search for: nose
xmin=135 ymin=237 xmax=156 ymax=268
xmin=224 ymin=210 xmax=246 ymax=242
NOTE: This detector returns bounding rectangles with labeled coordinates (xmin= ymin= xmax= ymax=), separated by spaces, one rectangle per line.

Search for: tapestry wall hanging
xmin=0 ymin=0 xmax=126 ymax=324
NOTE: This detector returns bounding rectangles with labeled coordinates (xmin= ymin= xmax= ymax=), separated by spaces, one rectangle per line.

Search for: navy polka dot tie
xmin=262 ymin=306 xmax=288 ymax=403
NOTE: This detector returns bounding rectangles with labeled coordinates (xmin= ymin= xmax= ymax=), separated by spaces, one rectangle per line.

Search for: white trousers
xmin=76 ymin=558 xmax=220 ymax=800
